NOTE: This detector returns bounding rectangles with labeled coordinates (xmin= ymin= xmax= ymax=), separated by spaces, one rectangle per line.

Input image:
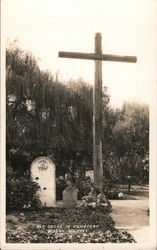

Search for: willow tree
xmin=6 ymin=41 xmax=111 ymax=176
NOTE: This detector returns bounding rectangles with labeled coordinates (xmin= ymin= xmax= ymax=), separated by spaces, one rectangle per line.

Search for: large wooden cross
xmin=58 ymin=33 xmax=137 ymax=192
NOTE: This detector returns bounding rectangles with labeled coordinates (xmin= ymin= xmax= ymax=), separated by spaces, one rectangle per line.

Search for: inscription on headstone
xmin=31 ymin=156 xmax=56 ymax=207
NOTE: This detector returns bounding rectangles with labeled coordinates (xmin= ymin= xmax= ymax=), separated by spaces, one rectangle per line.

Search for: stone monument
xmin=31 ymin=156 xmax=56 ymax=207
xmin=63 ymin=183 xmax=78 ymax=209
xmin=85 ymin=170 xmax=94 ymax=181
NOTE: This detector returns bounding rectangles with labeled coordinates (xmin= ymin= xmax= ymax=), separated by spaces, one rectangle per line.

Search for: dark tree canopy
xmin=6 ymin=41 xmax=149 ymax=183
xmin=6 ymin=41 xmax=110 ymax=175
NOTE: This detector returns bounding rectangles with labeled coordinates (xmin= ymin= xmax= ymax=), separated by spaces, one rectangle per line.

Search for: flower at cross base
xmin=118 ymin=192 xmax=123 ymax=199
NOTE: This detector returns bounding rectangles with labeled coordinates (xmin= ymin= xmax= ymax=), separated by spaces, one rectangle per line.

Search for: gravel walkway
xmin=110 ymin=187 xmax=149 ymax=243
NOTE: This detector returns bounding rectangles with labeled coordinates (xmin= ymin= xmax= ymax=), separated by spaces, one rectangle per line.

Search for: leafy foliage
xmin=112 ymin=102 xmax=149 ymax=183
xmin=75 ymin=176 xmax=93 ymax=199
xmin=56 ymin=180 xmax=67 ymax=200
xmin=101 ymin=101 xmax=149 ymax=185
xmin=6 ymin=41 xmax=109 ymax=176
xmin=6 ymin=206 xmax=136 ymax=243
xmin=6 ymin=176 xmax=41 ymax=211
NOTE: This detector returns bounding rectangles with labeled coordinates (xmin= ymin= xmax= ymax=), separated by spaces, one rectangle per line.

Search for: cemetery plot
xmin=6 ymin=202 xmax=136 ymax=243
xmin=5 ymin=32 xmax=149 ymax=245
xmin=6 ymin=185 xmax=149 ymax=243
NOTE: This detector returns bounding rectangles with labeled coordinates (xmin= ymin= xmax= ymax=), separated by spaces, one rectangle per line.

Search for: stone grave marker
xmin=63 ymin=184 xmax=78 ymax=209
xmin=85 ymin=170 xmax=94 ymax=181
xmin=31 ymin=156 xmax=56 ymax=207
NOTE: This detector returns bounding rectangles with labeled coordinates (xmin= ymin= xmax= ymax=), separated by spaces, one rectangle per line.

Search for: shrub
xmin=6 ymin=204 xmax=136 ymax=243
xmin=56 ymin=180 xmax=67 ymax=200
xmin=105 ymin=189 xmax=119 ymax=199
xmin=75 ymin=177 xmax=92 ymax=200
xmin=103 ymin=177 xmax=123 ymax=199
xmin=6 ymin=176 xmax=41 ymax=211
xmin=6 ymin=215 xmax=18 ymax=224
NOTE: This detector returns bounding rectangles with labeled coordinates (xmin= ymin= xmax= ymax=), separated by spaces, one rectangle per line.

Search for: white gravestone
xmin=31 ymin=156 xmax=56 ymax=207
xmin=85 ymin=170 xmax=94 ymax=181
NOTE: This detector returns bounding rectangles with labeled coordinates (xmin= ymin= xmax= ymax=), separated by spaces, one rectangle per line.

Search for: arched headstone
xmin=31 ymin=156 xmax=56 ymax=207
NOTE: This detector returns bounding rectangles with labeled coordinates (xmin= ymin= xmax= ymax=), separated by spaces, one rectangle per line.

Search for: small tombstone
xmin=31 ymin=156 xmax=56 ymax=207
xmin=63 ymin=184 xmax=78 ymax=209
xmin=85 ymin=170 xmax=94 ymax=181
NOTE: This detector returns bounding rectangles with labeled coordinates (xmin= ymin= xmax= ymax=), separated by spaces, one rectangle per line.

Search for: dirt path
xmin=110 ymin=187 xmax=149 ymax=243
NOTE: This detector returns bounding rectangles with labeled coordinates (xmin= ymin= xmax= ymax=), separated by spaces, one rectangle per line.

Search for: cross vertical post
xmin=58 ymin=33 xmax=137 ymax=195
xmin=93 ymin=33 xmax=103 ymax=192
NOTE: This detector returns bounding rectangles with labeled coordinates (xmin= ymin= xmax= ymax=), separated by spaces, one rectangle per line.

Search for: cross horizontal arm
xmin=58 ymin=51 xmax=137 ymax=63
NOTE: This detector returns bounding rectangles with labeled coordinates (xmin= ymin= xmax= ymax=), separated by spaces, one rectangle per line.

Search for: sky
xmin=2 ymin=0 xmax=157 ymax=107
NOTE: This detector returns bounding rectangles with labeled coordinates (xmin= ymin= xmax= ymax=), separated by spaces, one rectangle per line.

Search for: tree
xmin=6 ymin=41 xmax=111 ymax=176
xmin=7 ymin=41 xmax=149 ymax=185
xmin=112 ymin=101 xmax=149 ymax=184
